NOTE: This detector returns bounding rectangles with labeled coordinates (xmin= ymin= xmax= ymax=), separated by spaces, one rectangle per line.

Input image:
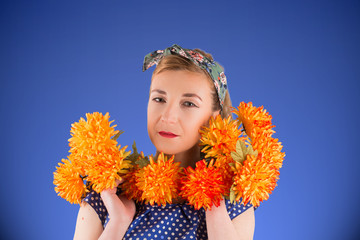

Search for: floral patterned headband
xmin=142 ymin=44 xmax=228 ymax=108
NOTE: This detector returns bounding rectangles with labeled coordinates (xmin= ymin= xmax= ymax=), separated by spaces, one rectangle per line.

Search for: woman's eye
xmin=183 ymin=101 xmax=197 ymax=108
xmin=153 ymin=97 xmax=165 ymax=103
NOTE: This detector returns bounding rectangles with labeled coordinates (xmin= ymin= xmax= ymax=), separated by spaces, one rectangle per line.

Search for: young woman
xmin=73 ymin=44 xmax=255 ymax=240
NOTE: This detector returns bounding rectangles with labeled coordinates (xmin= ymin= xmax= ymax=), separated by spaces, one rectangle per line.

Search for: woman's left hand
xmin=98 ymin=179 xmax=136 ymax=240
xmin=100 ymin=179 xmax=136 ymax=223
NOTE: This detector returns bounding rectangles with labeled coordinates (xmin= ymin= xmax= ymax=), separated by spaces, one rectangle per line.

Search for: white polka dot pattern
xmin=83 ymin=190 xmax=253 ymax=239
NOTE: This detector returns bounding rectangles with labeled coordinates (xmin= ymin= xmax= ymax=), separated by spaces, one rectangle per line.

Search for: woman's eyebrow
xmin=150 ymin=89 xmax=166 ymax=95
xmin=183 ymin=93 xmax=202 ymax=101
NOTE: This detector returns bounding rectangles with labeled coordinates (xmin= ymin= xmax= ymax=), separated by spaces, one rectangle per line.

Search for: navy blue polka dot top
xmin=84 ymin=190 xmax=252 ymax=239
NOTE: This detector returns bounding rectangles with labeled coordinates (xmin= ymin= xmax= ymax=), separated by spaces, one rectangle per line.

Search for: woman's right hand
xmin=100 ymin=179 xmax=136 ymax=223
xmin=98 ymin=179 xmax=136 ymax=240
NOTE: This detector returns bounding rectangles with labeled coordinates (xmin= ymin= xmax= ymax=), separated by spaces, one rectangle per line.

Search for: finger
xmin=100 ymin=179 xmax=124 ymax=196
xmin=115 ymin=178 xmax=124 ymax=186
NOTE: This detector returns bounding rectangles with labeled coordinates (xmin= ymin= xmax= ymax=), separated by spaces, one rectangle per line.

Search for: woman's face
xmin=147 ymin=70 xmax=218 ymax=156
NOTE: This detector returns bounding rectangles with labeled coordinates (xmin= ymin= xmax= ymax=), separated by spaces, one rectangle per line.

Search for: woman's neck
xmin=156 ymin=144 xmax=200 ymax=169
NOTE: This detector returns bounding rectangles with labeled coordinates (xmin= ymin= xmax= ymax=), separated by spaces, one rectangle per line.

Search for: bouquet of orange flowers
xmin=53 ymin=113 xmax=132 ymax=204
xmin=53 ymin=102 xmax=285 ymax=210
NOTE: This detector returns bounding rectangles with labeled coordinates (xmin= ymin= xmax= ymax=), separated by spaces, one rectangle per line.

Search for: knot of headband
xmin=142 ymin=44 xmax=227 ymax=108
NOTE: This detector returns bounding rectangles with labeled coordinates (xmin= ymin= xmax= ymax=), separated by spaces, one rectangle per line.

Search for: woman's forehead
xmin=150 ymin=70 xmax=213 ymax=94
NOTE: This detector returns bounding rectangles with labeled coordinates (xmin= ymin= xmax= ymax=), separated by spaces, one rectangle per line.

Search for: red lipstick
xmin=159 ymin=131 xmax=178 ymax=138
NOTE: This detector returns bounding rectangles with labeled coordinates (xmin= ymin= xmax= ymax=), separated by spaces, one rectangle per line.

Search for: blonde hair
xmin=151 ymin=49 xmax=232 ymax=118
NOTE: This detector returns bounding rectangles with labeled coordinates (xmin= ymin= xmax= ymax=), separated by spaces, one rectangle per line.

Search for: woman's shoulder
xmin=224 ymin=199 xmax=253 ymax=220
xmin=83 ymin=190 xmax=109 ymax=227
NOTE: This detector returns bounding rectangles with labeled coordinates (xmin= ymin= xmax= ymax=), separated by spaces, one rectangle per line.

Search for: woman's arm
xmin=73 ymin=181 xmax=135 ymax=240
xmin=73 ymin=203 xmax=103 ymax=240
xmin=98 ymin=191 xmax=135 ymax=240
xmin=206 ymin=200 xmax=255 ymax=240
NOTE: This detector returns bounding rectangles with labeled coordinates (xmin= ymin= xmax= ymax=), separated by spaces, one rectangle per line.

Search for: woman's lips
xmin=159 ymin=131 xmax=178 ymax=138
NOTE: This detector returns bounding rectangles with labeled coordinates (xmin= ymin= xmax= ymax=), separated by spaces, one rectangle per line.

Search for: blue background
xmin=1 ymin=0 xmax=359 ymax=239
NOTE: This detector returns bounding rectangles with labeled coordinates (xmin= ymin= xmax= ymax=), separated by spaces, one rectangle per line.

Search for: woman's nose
xmin=160 ymin=104 xmax=178 ymax=124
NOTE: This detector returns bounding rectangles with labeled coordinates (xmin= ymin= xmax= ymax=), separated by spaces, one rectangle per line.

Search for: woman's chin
xmin=155 ymin=144 xmax=181 ymax=156
xmin=157 ymin=148 xmax=178 ymax=156
xmin=154 ymin=141 xmax=198 ymax=157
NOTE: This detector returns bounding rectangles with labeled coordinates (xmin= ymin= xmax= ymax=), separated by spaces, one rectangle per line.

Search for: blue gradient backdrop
xmin=1 ymin=0 xmax=359 ymax=239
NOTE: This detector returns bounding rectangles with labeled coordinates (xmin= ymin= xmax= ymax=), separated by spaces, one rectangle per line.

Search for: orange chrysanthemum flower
xmin=120 ymin=167 xmax=143 ymax=201
xmin=180 ymin=160 xmax=227 ymax=210
xmin=85 ymin=145 xmax=131 ymax=193
xmin=232 ymin=154 xmax=278 ymax=207
xmin=251 ymin=132 xmax=285 ymax=170
xmin=200 ymin=115 xmax=244 ymax=158
xmin=53 ymin=158 xmax=87 ymax=204
xmin=136 ymin=153 xmax=181 ymax=206
xmin=233 ymin=102 xmax=275 ymax=141
xmin=120 ymin=151 xmax=147 ymax=201
xmin=214 ymin=155 xmax=235 ymax=194
xmin=230 ymin=102 xmax=285 ymax=207
xmin=54 ymin=112 xmax=134 ymax=204
xmin=68 ymin=112 xmax=119 ymax=158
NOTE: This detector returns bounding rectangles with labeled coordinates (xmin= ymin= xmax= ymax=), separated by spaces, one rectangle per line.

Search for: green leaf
xmin=232 ymin=140 xmax=258 ymax=164
xmin=248 ymin=146 xmax=258 ymax=159
xmin=236 ymin=140 xmax=247 ymax=157
xmin=136 ymin=157 xmax=150 ymax=168
xmin=230 ymin=152 xmax=241 ymax=162
xmin=131 ymin=141 xmax=139 ymax=155
xmin=126 ymin=141 xmax=142 ymax=164
xmin=231 ymin=140 xmax=247 ymax=163
xmin=111 ymin=130 xmax=124 ymax=141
